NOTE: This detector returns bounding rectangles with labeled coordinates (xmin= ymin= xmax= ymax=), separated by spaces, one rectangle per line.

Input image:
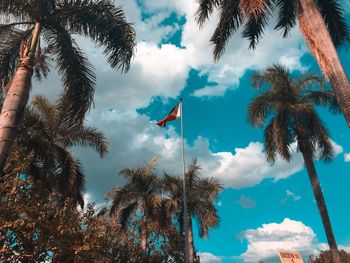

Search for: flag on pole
xmin=156 ymin=100 xmax=181 ymax=127
xmin=155 ymin=98 xmax=190 ymax=262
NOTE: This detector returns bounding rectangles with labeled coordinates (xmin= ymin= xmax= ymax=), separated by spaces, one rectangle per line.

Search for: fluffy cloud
xmin=240 ymin=218 xmax=326 ymax=262
xmin=29 ymin=0 xmax=323 ymax=201
xmin=73 ymin=110 xmax=342 ymax=201
xmin=201 ymin=142 xmax=304 ymax=189
xmin=142 ymin=0 xmax=307 ymax=98
xmin=76 ymin=109 xmax=305 ymax=199
xmin=198 ymin=252 xmax=223 ymax=263
xmin=33 ymin=0 xmax=308 ymax=106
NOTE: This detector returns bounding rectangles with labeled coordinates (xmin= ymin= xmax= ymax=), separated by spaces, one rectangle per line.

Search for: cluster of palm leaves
xmin=196 ymin=0 xmax=350 ymax=126
xmin=109 ymin=160 xmax=223 ymax=263
xmin=0 ymin=94 xmax=108 ymax=208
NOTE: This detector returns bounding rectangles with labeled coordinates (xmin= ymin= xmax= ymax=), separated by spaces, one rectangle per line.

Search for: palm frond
xmin=63 ymin=126 xmax=108 ymax=157
xmin=194 ymin=202 xmax=219 ymax=238
xmin=42 ymin=23 xmax=96 ymax=128
xmin=0 ymin=0 xmax=33 ymax=19
xmin=154 ymin=199 xmax=174 ymax=229
xmin=195 ymin=0 xmax=221 ymax=28
xmin=147 ymin=194 xmax=162 ymax=218
xmin=304 ymin=91 xmax=340 ymax=114
xmin=74 ymin=165 xmax=86 ymax=208
xmin=51 ymin=145 xmax=86 ymax=208
xmin=274 ymin=0 xmax=299 ymax=37
xmin=0 ymin=28 xmax=33 ymax=87
xmin=239 ymin=0 xmax=267 ymax=18
xmin=247 ymin=92 xmax=275 ymax=127
xmin=251 ymin=64 xmax=292 ymax=94
xmin=110 ymin=184 xmax=136 ymax=215
xmin=120 ymin=201 xmax=138 ymax=229
xmin=308 ymin=109 xmax=334 ymax=162
xmin=195 ymin=177 xmax=223 ymax=201
xmin=186 ymin=159 xmax=201 ymax=187
xmin=294 ymin=72 xmax=324 ymax=93
xmin=31 ymin=95 xmax=56 ymax=125
xmin=33 ymin=45 xmax=51 ymax=81
xmin=119 ymin=167 xmax=135 ymax=179
xmin=242 ymin=11 xmax=269 ymax=49
xmin=316 ymin=0 xmax=350 ymax=47
xmin=210 ymin=0 xmax=243 ymax=61
xmin=264 ymin=64 xmax=293 ymax=94
xmin=264 ymin=119 xmax=277 ymax=163
xmin=273 ymin=109 xmax=294 ymax=162
xmin=55 ymin=0 xmax=136 ymax=72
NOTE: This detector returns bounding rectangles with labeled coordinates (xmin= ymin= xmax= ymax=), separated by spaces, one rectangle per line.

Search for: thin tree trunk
xmin=141 ymin=206 xmax=147 ymax=261
xmin=298 ymin=0 xmax=350 ymax=126
xmin=302 ymin=151 xmax=340 ymax=263
xmin=188 ymin=216 xmax=195 ymax=263
xmin=0 ymin=22 xmax=42 ymax=173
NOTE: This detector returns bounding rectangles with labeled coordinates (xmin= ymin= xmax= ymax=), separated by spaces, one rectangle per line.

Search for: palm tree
xmin=247 ymin=64 xmax=341 ymax=263
xmin=109 ymin=164 xmax=162 ymax=260
xmin=0 ymin=0 xmax=136 ymax=171
xmin=195 ymin=0 xmax=350 ymax=126
xmin=164 ymin=160 xmax=222 ymax=263
xmin=13 ymin=95 xmax=108 ymax=207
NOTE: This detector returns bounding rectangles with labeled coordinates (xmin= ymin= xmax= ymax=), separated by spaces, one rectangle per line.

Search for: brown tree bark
xmin=302 ymin=151 xmax=340 ymax=263
xmin=141 ymin=206 xmax=147 ymax=261
xmin=0 ymin=22 xmax=42 ymax=173
xmin=188 ymin=216 xmax=195 ymax=263
xmin=298 ymin=0 xmax=350 ymax=126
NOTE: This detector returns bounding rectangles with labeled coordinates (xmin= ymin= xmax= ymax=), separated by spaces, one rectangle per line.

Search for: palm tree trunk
xmin=298 ymin=0 xmax=350 ymax=126
xmin=188 ymin=216 xmax=195 ymax=263
xmin=302 ymin=151 xmax=340 ymax=263
xmin=0 ymin=22 xmax=42 ymax=173
xmin=141 ymin=207 xmax=147 ymax=261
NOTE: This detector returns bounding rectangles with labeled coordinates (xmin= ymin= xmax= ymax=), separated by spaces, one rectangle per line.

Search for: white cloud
xmin=73 ymin=110 xmax=343 ymax=200
xmin=240 ymin=218 xmax=326 ymax=262
xmin=198 ymin=252 xmax=223 ymax=263
xmin=286 ymin=190 xmax=301 ymax=202
xmin=344 ymin=153 xmax=350 ymax=162
xmin=29 ymin=0 xmax=328 ymax=201
xmin=177 ymin=2 xmax=307 ymax=97
xmin=201 ymin=142 xmax=305 ymax=189
xmin=34 ymin=0 xmax=308 ymax=106
xmin=35 ymin=0 xmax=320 ymax=119
xmin=192 ymin=85 xmax=228 ymax=98
xmin=75 ymin=110 xmax=304 ymax=199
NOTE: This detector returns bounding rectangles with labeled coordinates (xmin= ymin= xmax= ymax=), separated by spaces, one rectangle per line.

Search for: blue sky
xmin=34 ymin=1 xmax=350 ymax=262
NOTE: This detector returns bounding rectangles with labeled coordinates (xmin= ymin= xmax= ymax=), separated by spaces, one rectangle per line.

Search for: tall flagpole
xmin=180 ymin=98 xmax=190 ymax=263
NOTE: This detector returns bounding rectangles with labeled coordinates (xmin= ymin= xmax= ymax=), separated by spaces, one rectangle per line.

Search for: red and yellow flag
xmin=156 ymin=101 xmax=181 ymax=127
